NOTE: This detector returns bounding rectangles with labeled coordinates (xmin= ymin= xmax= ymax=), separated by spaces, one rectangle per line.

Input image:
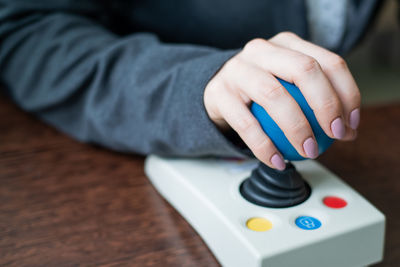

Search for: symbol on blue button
xmin=295 ymin=216 xmax=321 ymax=230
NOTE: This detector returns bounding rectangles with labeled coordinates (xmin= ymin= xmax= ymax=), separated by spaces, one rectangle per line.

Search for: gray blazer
xmin=0 ymin=0 xmax=381 ymax=158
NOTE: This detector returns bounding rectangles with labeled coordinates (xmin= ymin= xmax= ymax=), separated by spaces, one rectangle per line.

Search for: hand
xmin=204 ymin=32 xmax=360 ymax=170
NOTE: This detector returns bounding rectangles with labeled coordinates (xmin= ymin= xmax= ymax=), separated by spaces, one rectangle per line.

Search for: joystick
xmin=240 ymin=162 xmax=310 ymax=208
xmin=240 ymin=78 xmax=325 ymax=208
xmin=145 ymin=156 xmax=385 ymax=266
xmin=144 ymin=78 xmax=385 ymax=266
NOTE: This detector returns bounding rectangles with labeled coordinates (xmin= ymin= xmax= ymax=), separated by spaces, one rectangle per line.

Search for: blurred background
xmin=347 ymin=0 xmax=400 ymax=105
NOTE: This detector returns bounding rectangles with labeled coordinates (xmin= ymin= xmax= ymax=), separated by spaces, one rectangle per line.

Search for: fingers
xmin=203 ymin=34 xmax=360 ymax=166
xmin=269 ymin=32 xmax=361 ymax=130
xmin=215 ymin=88 xmax=286 ymax=170
xmin=223 ymin=59 xmax=318 ymax=158
xmin=342 ymin=126 xmax=357 ymax=141
xmin=239 ymin=38 xmax=345 ymax=140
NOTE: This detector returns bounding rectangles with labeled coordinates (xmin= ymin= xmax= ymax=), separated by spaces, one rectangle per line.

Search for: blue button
xmin=295 ymin=216 xmax=321 ymax=230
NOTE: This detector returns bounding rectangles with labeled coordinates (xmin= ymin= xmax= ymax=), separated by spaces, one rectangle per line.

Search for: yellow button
xmin=246 ymin=217 xmax=273 ymax=232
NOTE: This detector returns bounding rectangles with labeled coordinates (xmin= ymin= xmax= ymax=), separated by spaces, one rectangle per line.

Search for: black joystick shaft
xmin=240 ymin=162 xmax=311 ymax=208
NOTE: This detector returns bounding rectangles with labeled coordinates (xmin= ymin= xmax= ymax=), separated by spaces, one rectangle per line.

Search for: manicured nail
xmin=331 ymin=117 xmax=345 ymax=139
xmin=303 ymin=137 xmax=318 ymax=159
xmin=349 ymin=108 xmax=360 ymax=130
xmin=271 ymin=153 xmax=286 ymax=171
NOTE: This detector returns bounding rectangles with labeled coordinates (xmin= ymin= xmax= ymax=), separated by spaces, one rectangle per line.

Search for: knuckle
xmin=327 ymin=55 xmax=348 ymax=72
xmin=206 ymin=70 xmax=229 ymax=94
xmin=251 ymin=138 xmax=274 ymax=158
xmin=287 ymin=117 xmax=309 ymax=137
xmin=317 ymin=97 xmax=341 ymax=114
xmin=345 ymin=89 xmax=361 ymax=107
xmin=223 ymin=56 xmax=245 ymax=76
xmin=225 ymin=56 xmax=241 ymax=71
xmin=275 ymin=31 xmax=299 ymax=41
xmin=244 ymin=38 xmax=268 ymax=52
xmin=261 ymin=83 xmax=285 ymax=103
xmin=236 ymin=116 xmax=258 ymax=134
xmin=296 ymin=56 xmax=320 ymax=75
xmin=205 ymin=77 xmax=221 ymax=96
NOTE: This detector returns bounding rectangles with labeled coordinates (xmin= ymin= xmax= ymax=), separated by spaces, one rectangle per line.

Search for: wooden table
xmin=1 ymin=95 xmax=399 ymax=266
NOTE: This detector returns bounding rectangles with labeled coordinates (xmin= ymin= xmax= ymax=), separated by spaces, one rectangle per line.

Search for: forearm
xmin=0 ymin=4 xmax=247 ymax=158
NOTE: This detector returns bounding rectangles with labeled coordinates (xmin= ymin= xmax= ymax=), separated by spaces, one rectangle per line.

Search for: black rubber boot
xmin=240 ymin=162 xmax=311 ymax=208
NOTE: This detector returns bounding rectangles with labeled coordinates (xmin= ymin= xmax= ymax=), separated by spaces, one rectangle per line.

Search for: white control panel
xmin=144 ymin=156 xmax=385 ymax=267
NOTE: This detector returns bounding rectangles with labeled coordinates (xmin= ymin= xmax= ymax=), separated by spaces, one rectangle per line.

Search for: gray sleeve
xmin=0 ymin=2 xmax=249 ymax=158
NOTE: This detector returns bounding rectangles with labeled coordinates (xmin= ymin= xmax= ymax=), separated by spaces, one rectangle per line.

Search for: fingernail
xmin=349 ymin=108 xmax=360 ymax=130
xmin=303 ymin=137 xmax=318 ymax=159
xmin=271 ymin=153 xmax=286 ymax=171
xmin=331 ymin=117 xmax=345 ymax=139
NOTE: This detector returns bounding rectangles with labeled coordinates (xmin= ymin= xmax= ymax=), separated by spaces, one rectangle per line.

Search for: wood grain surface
xmin=0 ymin=95 xmax=399 ymax=267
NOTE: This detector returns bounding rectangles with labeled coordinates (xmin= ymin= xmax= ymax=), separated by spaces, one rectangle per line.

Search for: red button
xmin=323 ymin=196 xmax=347 ymax=209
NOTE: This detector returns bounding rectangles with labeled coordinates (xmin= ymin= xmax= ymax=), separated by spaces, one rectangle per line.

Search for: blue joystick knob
xmin=251 ymin=78 xmax=334 ymax=161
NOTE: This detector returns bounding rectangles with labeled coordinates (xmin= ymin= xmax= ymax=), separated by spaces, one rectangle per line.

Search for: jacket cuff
xmin=172 ymin=48 xmax=253 ymax=159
